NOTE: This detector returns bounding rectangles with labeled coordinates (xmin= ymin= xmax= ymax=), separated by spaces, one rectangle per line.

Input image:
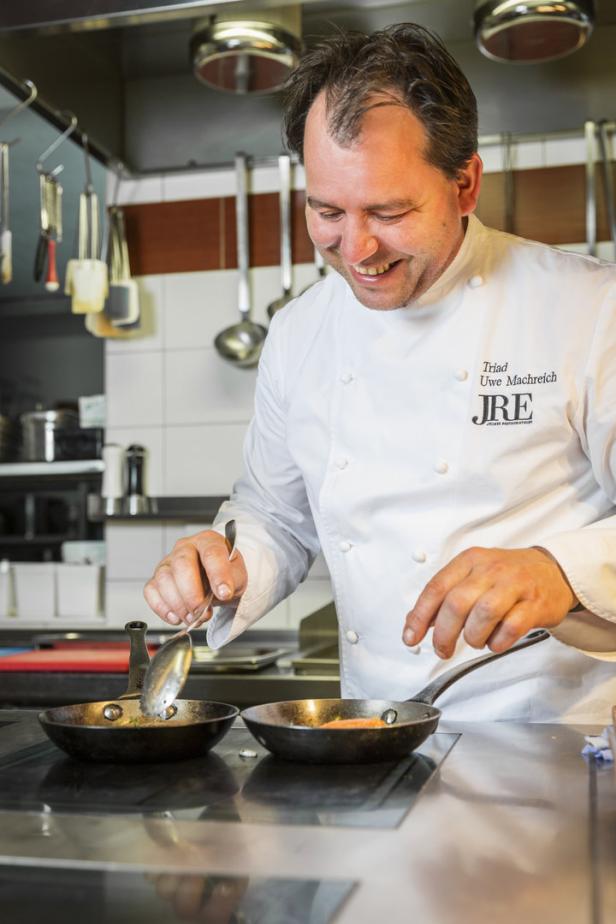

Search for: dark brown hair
xmin=283 ymin=23 xmax=478 ymax=179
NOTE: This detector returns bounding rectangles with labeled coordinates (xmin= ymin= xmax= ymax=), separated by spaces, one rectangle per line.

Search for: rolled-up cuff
xmin=206 ymin=537 xmax=281 ymax=649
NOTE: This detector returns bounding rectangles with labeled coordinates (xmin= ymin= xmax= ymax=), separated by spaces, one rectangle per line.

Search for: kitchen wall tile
xmin=106 ymin=523 xmax=164 ymax=581
xmin=163 ymin=169 xmax=235 ymax=201
xmin=163 ymin=522 xmax=214 ymax=551
xmin=558 ymin=241 xmax=616 ymax=260
xmin=165 ymin=348 xmax=257 ymax=426
xmin=113 ymin=175 xmax=164 ymax=206
xmin=288 ymin=579 xmax=334 ymax=628
xmin=105 ymin=351 xmax=164 ymax=428
xmin=163 ymin=270 xmax=237 ymax=350
xmin=478 ymin=144 xmax=503 ymax=174
xmin=105 ymin=275 xmax=165 ymax=353
xmin=544 ymin=136 xmax=585 ymax=167
xmin=105 ymin=579 xmax=155 ymax=628
xmin=164 ymin=423 xmax=248 ymax=495
xmin=294 ymin=164 xmax=306 ymax=190
xmin=256 ymin=598 xmax=289 ymax=629
xmin=249 ymin=165 xmax=280 ymax=195
xmin=514 ymin=141 xmax=545 ymax=170
xmin=105 ymin=426 xmax=164 ymax=496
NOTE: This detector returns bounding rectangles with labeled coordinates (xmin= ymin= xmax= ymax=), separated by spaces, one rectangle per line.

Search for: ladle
xmin=141 ymin=520 xmax=237 ymax=716
xmin=214 ymin=153 xmax=267 ymax=367
xmin=267 ymin=153 xmax=293 ymax=319
xmin=299 ymin=247 xmax=326 ymax=295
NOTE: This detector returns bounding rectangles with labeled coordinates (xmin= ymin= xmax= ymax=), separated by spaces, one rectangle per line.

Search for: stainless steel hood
xmin=0 ymin=0 xmax=615 ymax=174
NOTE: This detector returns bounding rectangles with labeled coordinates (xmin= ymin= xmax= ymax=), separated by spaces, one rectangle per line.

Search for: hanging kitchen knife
xmin=45 ymin=175 xmax=61 ymax=292
xmin=0 ymin=144 xmax=12 ymax=284
xmin=33 ymin=172 xmax=49 ymax=283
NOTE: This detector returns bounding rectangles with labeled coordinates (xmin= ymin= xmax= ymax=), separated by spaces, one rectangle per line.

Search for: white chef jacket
xmin=208 ymin=214 xmax=616 ymax=723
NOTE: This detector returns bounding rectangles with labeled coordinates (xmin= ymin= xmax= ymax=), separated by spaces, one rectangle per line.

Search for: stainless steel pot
xmin=20 ymin=409 xmax=79 ymax=462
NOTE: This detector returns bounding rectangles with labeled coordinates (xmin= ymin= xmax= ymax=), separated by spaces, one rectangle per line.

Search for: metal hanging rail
xmin=0 ymin=67 xmax=119 ymax=171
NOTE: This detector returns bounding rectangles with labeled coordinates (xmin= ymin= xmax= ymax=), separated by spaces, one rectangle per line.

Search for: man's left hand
xmin=402 ymin=547 xmax=577 ymax=658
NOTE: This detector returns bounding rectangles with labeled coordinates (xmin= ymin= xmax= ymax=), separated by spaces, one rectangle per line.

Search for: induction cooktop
xmin=0 ymin=716 xmax=457 ymax=830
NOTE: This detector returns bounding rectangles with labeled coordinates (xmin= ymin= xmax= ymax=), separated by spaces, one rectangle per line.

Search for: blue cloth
xmin=581 ymin=728 xmax=614 ymax=763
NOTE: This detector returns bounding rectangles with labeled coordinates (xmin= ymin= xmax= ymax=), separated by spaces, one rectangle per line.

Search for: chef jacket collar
xmin=414 ymin=213 xmax=482 ymax=309
xmin=344 ymin=214 xmax=485 ymax=326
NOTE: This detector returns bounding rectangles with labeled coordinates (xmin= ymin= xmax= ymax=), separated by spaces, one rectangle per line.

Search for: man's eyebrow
xmin=306 ymin=196 xmax=415 ymax=211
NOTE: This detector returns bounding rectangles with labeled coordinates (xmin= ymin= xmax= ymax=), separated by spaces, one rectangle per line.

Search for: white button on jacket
xmin=210 ymin=215 xmax=616 ymax=724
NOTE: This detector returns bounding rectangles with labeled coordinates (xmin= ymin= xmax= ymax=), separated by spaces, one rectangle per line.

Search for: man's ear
xmin=457 ymin=153 xmax=483 ymax=216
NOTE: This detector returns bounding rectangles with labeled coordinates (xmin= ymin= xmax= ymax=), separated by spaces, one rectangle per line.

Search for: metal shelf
xmin=0 ymin=460 xmax=104 ymax=477
xmin=88 ymin=495 xmax=226 ymax=522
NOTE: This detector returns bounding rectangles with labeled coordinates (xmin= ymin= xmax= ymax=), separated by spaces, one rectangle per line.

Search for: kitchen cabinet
xmin=0 ymin=461 xmax=103 ymax=562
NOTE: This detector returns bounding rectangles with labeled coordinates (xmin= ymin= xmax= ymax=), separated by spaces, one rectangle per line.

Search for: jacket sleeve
xmin=540 ymin=288 xmax=616 ymax=658
xmin=206 ymin=314 xmax=320 ymax=648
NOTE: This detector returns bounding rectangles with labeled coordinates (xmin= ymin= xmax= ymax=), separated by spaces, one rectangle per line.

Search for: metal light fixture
xmin=474 ymin=0 xmax=595 ymax=64
xmin=191 ymin=7 xmax=302 ymax=95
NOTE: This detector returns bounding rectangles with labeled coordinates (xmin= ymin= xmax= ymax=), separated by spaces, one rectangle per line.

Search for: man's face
xmin=303 ymin=92 xmax=482 ymax=310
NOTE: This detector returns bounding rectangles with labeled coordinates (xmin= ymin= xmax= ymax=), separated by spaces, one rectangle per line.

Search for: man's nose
xmin=339 ymin=223 xmax=379 ymax=265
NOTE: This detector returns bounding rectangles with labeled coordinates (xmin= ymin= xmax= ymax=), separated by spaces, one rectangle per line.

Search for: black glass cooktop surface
xmin=0 ymin=863 xmax=355 ymax=924
xmin=0 ymin=718 xmax=457 ymax=830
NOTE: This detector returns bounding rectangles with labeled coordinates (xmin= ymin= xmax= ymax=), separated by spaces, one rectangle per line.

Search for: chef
xmin=145 ymin=23 xmax=616 ymax=722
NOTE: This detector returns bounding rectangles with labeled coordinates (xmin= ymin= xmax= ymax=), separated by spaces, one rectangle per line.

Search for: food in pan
xmin=319 ymin=716 xmax=387 ymax=729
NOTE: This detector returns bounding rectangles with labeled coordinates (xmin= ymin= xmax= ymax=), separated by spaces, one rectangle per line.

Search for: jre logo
xmin=472 ymin=392 xmax=533 ymax=426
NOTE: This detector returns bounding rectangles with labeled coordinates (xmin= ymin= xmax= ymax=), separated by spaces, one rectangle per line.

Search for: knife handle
xmin=45 ymin=238 xmax=59 ymax=292
xmin=34 ymin=232 xmax=47 ymax=282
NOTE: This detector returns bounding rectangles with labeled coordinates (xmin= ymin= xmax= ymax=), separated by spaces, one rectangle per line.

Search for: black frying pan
xmin=241 ymin=630 xmax=550 ymax=764
xmin=38 ymin=621 xmax=239 ymax=763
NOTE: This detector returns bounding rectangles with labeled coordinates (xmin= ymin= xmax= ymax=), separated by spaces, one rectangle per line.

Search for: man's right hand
xmin=143 ymin=529 xmax=248 ymax=627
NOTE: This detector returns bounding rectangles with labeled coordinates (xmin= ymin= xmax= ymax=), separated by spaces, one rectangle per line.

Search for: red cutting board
xmin=0 ymin=647 xmax=156 ymax=672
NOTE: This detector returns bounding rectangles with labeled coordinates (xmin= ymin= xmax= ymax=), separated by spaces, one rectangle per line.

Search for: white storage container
xmin=56 ymin=563 xmax=104 ymax=621
xmin=61 ymin=540 xmax=106 ymax=565
xmin=0 ymin=559 xmax=15 ymax=619
xmin=13 ymin=563 xmax=56 ymax=621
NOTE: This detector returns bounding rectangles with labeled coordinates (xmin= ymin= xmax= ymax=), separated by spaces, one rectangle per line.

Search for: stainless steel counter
xmin=0 ymin=713 xmax=613 ymax=923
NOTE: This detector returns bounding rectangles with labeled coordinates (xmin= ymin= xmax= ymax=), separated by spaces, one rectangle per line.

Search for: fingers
xmin=403 ymin=546 xmax=573 ymax=659
xmin=193 ymin=532 xmax=246 ymax=604
xmin=432 ymin=578 xmax=520 ymax=658
xmin=143 ymin=528 xmax=248 ymax=628
xmin=485 ymin=603 xmax=535 ymax=653
xmin=403 ymin=551 xmax=474 ymax=647
xmin=143 ymin=570 xmax=182 ymax=626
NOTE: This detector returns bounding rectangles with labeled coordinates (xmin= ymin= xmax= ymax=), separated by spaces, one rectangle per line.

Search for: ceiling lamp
xmin=191 ymin=5 xmax=302 ymax=95
xmin=474 ymin=0 xmax=595 ymax=64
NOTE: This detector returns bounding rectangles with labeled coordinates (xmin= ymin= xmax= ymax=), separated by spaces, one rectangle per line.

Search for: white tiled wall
xmin=104 ymin=131 xmax=607 ymax=634
xmin=104 ymin=252 xmax=332 ymax=632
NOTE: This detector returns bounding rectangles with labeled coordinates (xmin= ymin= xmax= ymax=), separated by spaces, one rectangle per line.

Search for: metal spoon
xmin=140 ymin=520 xmax=237 ymax=716
xmin=267 ymin=153 xmax=293 ymax=319
xmin=214 ymin=153 xmax=267 ymax=368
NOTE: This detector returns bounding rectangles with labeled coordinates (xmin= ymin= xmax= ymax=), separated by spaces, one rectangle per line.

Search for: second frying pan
xmin=241 ymin=630 xmax=550 ymax=764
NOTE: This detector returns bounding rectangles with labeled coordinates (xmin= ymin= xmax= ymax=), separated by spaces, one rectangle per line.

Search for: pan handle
xmin=410 ymin=629 xmax=550 ymax=706
xmin=121 ymin=620 xmax=150 ymax=699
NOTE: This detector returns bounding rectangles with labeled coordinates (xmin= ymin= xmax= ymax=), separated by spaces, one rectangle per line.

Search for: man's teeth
xmin=354 ymin=261 xmax=394 ymax=276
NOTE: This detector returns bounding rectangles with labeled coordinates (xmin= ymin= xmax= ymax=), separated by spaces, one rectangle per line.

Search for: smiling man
xmin=145 ymin=24 xmax=616 ymax=722
xmin=301 ymin=92 xmax=480 ymax=312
